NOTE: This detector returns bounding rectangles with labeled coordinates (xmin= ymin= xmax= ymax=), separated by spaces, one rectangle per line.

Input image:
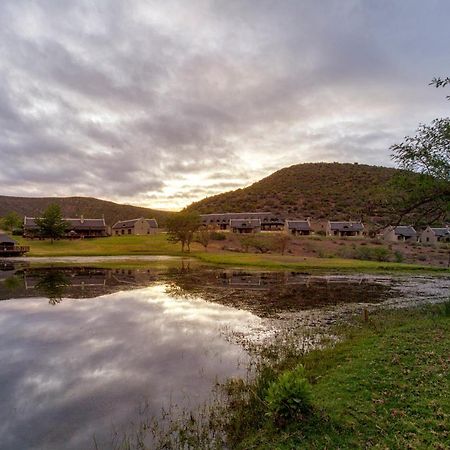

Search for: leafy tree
xmin=0 ymin=211 xmax=22 ymax=232
xmin=194 ymin=226 xmax=213 ymax=251
xmin=166 ymin=212 xmax=201 ymax=252
xmin=388 ymin=79 xmax=450 ymax=225
xmin=35 ymin=204 xmax=68 ymax=243
xmin=430 ymin=76 xmax=450 ymax=100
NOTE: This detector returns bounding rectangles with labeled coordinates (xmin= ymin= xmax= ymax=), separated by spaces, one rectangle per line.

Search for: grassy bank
xmin=16 ymin=235 xmax=449 ymax=273
xmin=222 ymin=303 xmax=450 ymax=449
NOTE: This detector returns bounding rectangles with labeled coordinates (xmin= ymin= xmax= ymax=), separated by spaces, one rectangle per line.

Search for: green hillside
xmin=187 ymin=163 xmax=404 ymax=222
xmin=0 ymin=195 xmax=173 ymax=226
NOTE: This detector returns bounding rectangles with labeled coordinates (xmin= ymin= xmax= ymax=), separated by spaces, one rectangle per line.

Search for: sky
xmin=0 ymin=0 xmax=449 ymax=210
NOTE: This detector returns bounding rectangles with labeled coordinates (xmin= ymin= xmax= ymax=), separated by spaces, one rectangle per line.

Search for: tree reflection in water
xmin=35 ymin=271 xmax=71 ymax=305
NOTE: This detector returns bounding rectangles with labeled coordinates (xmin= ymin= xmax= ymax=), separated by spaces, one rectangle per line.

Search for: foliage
xmin=355 ymin=245 xmax=391 ymax=262
xmin=193 ymin=227 xmax=212 ymax=250
xmin=265 ymin=364 xmax=313 ymax=426
xmin=271 ymin=233 xmax=291 ymax=255
xmin=35 ymin=204 xmax=68 ymax=243
xmin=0 ymin=211 xmax=22 ymax=231
xmin=210 ymin=231 xmax=226 ymax=240
xmin=430 ymin=76 xmax=450 ymax=100
xmin=165 ymin=212 xmax=201 ymax=252
xmin=187 ymin=163 xmax=408 ymax=223
xmin=387 ymin=78 xmax=450 ymax=226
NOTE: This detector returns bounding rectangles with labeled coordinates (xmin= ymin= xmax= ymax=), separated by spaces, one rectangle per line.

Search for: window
xmin=128 ymin=229 xmax=131 ymax=234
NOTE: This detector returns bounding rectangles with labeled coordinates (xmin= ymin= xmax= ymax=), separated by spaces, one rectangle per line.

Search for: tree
xmin=165 ymin=212 xmax=201 ymax=252
xmin=194 ymin=226 xmax=213 ymax=251
xmin=35 ymin=204 xmax=68 ymax=243
xmin=0 ymin=211 xmax=22 ymax=232
xmin=430 ymin=76 xmax=450 ymax=100
xmin=389 ymin=79 xmax=450 ymax=226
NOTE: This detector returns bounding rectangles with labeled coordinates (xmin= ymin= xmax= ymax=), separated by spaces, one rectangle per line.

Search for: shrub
xmin=265 ymin=365 xmax=313 ymax=426
xmin=394 ymin=250 xmax=404 ymax=263
xmin=355 ymin=246 xmax=390 ymax=262
xmin=210 ymin=231 xmax=226 ymax=241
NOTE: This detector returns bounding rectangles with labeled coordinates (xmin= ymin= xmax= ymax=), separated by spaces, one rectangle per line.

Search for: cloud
xmin=0 ymin=0 xmax=449 ymax=209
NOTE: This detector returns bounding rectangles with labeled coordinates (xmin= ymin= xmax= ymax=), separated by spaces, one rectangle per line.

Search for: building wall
xmin=419 ymin=228 xmax=438 ymax=245
xmin=383 ymin=228 xmax=399 ymax=242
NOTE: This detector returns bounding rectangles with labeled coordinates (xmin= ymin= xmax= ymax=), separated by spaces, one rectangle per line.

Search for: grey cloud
xmin=0 ymin=0 xmax=449 ymax=208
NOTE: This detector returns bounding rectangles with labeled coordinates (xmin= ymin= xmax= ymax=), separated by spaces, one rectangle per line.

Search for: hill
xmin=0 ymin=196 xmax=172 ymax=226
xmin=187 ymin=163 xmax=405 ymax=223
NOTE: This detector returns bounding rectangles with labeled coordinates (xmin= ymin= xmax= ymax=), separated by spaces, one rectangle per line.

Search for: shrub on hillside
xmin=210 ymin=231 xmax=226 ymax=240
xmin=355 ymin=246 xmax=390 ymax=262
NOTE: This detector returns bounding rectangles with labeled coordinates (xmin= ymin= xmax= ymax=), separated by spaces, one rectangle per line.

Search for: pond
xmin=0 ymin=261 xmax=448 ymax=449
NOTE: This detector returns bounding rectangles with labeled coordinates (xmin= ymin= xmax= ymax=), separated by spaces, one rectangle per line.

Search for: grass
xmin=220 ymin=303 xmax=450 ymax=449
xmin=16 ymin=234 xmax=449 ymax=273
xmin=17 ymin=234 xmax=185 ymax=256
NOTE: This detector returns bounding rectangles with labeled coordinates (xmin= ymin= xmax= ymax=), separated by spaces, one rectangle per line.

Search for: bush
xmin=394 ymin=250 xmax=404 ymax=263
xmin=210 ymin=231 xmax=226 ymax=241
xmin=265 ymin=365 xmax=313 ymax=426
xmin=355 ymin=246 xmax=390 ymax=262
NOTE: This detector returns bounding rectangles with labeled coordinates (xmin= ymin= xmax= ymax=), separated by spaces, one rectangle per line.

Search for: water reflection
xmin=0 ymin=281 xmax=254 ymax=450
xmin=0 ymin=264 xmax=396 ymax=317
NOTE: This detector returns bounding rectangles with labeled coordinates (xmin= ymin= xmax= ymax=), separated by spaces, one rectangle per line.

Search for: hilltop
xmin=187 ymin=163 xmax=404 ymax=223
xmin=0 ymin=196 xmax=172 ymax=226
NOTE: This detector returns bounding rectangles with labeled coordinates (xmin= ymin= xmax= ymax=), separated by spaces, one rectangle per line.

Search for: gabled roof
xmin=393 ymin=226 xmax=417 ymax=237
xmin=24 ymin=216 xmax=106 ymax=230
xmin=201 ymin=212 xmax=276 ymax=223
xmin=427 ymin=227 xmax=450 ymax=237
xmin=0 ymin=234 xmax=17 ymax=245
xmin=112 ymin=218 xmax=158 ymax=229
xmin=286 ymin=220 xmax=311 ymax=231
xmin=329 ymin=221 xmax=364 ymax=231
xmin=229 ymin=219 xmax=261 ymax=228
xmin=146 ymin=219 xmax=158 ymax=228
xmin=112 ymin=218 xmax=142 ymax=229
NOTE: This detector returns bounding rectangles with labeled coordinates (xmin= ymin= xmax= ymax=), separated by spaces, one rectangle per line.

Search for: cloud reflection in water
xmin=0 ymin=285 xmax=257 ymax=449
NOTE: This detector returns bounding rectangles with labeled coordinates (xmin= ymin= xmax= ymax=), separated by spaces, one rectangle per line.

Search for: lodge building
xmin=112 ymin=218 xmax=158 ymax=235
xmin=24 ymin=216 xmax=108 ymax=239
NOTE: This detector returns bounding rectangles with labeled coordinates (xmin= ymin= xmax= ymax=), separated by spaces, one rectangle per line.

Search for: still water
xmin=0 ymin=262 xmax=447 ymax=449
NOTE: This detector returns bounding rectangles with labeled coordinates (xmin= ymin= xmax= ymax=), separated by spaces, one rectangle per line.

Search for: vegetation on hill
xmin=186 ymin=163 xmax=423 ymax=225
xmin=0 ymin=195 xmax=172 ymax=226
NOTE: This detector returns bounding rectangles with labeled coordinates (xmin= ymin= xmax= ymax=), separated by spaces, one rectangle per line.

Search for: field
xmin=14 ymin=233 xmax=449 ymax=273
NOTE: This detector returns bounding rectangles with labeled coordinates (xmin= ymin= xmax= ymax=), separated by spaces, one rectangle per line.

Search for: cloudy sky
xmin=0 ymin=0 xmax=449 ymax=210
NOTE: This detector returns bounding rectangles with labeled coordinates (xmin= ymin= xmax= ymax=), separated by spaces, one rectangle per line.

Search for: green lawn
xmin=15 ymin=234 xmax=448 ymax=273
xmin=225 ymin=304 xmax=450 ymax=449
xmin=17 ymin=234 xmax=185 ymax=256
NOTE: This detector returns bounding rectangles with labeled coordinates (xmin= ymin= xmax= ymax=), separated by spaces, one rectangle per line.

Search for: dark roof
xmin=146 ymin=219 xmax=158 ymax=228
xmin=428 ymin=227 xmax=450 ymax=237
xmin=201 ymin=212 xmax=276 ymax=223
xmin=393 ymin=226 xmax=417 ymax=237
xmin=0 ymin=234 xmax=17 ymax=245
xmin=329 ymin=221 xmax=364 ymax=232
xmin=112 ymin=218 xmax=158 ymax=229
xmin=24 ymin=216 xmax=106 ymax=230
xmin=229 ymin=219 xmax=261 ymax=228
xmin=112 ymin=218 xmax=141 ymax=229
xmin=286 ymin=220 xmax=311 ymax=231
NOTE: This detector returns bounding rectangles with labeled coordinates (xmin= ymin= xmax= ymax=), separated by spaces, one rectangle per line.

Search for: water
xmin=0 ymin=262 xmax=448 ymax=449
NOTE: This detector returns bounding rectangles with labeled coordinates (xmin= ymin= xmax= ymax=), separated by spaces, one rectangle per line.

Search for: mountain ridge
xmin=0 ymin=195 xmax=173 ymax=226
